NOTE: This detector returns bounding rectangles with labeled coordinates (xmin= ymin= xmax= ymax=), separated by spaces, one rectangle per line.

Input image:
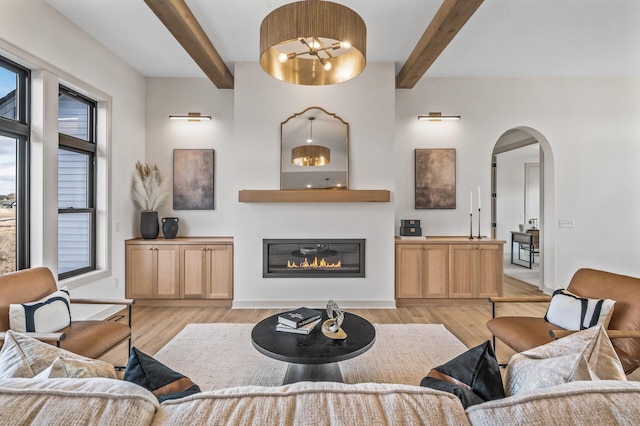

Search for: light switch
xmin=559 ymin=219 xmax=574 ymax=228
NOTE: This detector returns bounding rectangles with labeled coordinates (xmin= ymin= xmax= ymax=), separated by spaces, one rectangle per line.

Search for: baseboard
xmin=232 ymin=300 xmax=396 ymax=309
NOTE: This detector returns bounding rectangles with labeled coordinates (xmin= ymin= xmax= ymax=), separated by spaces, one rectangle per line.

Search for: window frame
xmin=57 ymin=85 xmax=97 ymax=280
xmin=0 ymin=55 xmax=30 ymax=271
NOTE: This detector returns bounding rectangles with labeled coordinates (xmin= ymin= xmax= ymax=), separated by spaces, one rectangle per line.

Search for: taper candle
xmin=469 ymin=191 xmax=473 ymax=214
xmin=478 ymin=186 xmax=481 ymax=209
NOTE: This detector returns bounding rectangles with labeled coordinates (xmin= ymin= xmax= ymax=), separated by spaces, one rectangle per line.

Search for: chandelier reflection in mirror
xmin=260 ymin=0 xmax=366 ymax=85
xmin=292 ymin=117 xmax=331 ymax=167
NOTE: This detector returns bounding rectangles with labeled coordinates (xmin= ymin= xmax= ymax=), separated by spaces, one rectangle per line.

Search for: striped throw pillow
xmin=544 ymin=289 xmax=615 ymax=330
xmin=9 ymin=287 xmax=71 ymax=333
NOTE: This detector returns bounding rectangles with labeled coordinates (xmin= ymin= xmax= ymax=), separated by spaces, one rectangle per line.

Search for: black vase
xmin=140 ymin=211 xmax=159 ymax=239
xmin=162 ymin=217 xmax=179 ymax=239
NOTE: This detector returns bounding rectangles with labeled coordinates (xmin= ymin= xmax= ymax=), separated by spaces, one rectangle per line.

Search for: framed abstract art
xmin=173 ymin=149 xmax=214 ymax=210
xmin=415 ymin=149 xmax=456 ymax=209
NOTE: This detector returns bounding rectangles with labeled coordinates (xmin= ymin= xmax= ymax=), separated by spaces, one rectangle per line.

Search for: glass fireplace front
xmin=263 ymin=239 xmax=365 ymax=278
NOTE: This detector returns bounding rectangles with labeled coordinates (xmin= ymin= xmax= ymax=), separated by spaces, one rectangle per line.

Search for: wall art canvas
xmin=173 ymin=149 xmax=214 ymax=210
xmin=415 ymin=149 xmax=456 ymax=209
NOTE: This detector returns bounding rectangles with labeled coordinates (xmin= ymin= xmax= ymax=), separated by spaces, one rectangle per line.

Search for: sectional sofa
xmin=0 ymin=378 xmax=639 ymax=425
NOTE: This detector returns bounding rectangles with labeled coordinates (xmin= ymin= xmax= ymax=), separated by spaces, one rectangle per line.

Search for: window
xmin=0 ymin=56 xmax=29 ymax=274
xmin=58 ymin=86 xmax=96 ymax=279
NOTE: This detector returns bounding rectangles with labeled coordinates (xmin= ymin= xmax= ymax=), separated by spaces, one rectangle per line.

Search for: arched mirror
xmin=280 ymin=106 xmax=349 ymax=190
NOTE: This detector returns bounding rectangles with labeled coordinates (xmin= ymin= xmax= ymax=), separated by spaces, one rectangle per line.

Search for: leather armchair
xmin=0 ymin=267 xmax=134 ymax=366
xmin=487 ymin=268 xmax=640 ymax=374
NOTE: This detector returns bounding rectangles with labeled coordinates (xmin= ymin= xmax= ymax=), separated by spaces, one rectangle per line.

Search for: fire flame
xmin=287 ymin=257 xmax=342 ymax=269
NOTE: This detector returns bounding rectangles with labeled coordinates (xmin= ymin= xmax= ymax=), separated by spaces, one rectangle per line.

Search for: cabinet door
xmin=181 ymin=245 xmax=207 ymax=299
xmin=154 ymin=245 xmax=180 ymax=299
xmin=475 ymin=244 xmax=503 ymax=298
xmin=126 ymin=244 xmax=154 ymax=299
xmin=449 ymin=245 xmax=476 ymax=298
xmin=423 ymin=245 xmax=448 ymax=298
xmin=395 ymin=245 xmax=423 ymax=298
xmin=205 ymin=244 xmax=233 ymax=299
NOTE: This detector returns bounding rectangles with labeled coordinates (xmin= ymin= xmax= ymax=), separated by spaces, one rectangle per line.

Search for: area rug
xmin=153 ymin=323 xmax=468 ymax=390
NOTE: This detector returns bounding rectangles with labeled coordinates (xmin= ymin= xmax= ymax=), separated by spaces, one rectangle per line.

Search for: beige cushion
xmin=466 ymin=380 xmax=640 ymax=426
xmin=152 ymin=381 xmax=471 ymax=425
xmin=34 ymin=357 xmax=116 ymax=379
xmin=505 ymin=325 xmax=626 ymax=396
xmin=0 ymin=330 xmax=92 ymax=378
xmin=0 ymin=378 xmax=158 ymax=425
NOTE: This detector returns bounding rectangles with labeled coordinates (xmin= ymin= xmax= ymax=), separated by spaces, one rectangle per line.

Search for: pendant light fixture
xmin=260 ymin=0 xmax=366 ymax=85
xmin=292 ymin=117 xmax=330 ymax=166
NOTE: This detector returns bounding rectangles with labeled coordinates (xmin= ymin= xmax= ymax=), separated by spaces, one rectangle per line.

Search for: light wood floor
xmin=101 ymin=276 xmax=547 ymax=367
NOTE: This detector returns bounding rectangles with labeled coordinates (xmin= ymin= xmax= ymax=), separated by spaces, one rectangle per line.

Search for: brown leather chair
xmin=487 ymin=268 xmax=640 ymax=374
xmin=0 ymin=267 xmax=134 ymax=366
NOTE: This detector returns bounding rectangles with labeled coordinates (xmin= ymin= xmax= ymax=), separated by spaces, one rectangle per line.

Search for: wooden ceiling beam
xmin=145 ymin=0 xmax=234 ymax=89
xmin=396 ymin=0 xmax=484 ymax=89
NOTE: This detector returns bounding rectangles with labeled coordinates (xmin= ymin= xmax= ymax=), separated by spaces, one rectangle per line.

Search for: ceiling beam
xmin=396 ymin=0 xmax=484 ymax=89
xmin=145 ymin=0 xmax=234 ymax=89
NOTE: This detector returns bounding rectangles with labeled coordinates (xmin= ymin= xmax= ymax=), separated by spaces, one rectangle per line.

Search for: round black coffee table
xmin=251 ymin=311 xmax=375 ymax=384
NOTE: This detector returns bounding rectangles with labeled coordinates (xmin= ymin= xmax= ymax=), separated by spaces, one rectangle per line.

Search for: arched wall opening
xmin=492 ymin=126 xmax=555 ymax=292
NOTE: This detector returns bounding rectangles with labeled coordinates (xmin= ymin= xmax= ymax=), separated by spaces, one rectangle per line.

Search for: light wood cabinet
xmin=449 ymin=243 xmax=503 ymax=298
xmin=395 ymin=244 xmax=448 ymax=299
xmin=126 ymin=243 xmax=179 ymax=299
xmin=181 ymin=244 xmax=233 ymax=299
xmin=126 ymin=237 xmax=233 ymax=306
xmin=395 ymin=237 xmax=504 ymax=306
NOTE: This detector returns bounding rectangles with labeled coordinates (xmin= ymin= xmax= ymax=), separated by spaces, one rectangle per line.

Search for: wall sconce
xmin=417 ymin=112 xmax=461 ymax=122
xmin=169 ymin=112 xmax=212 ymax=122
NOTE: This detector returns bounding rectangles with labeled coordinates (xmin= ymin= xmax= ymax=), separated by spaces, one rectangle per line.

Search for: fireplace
xmin=263 ymin=239 xmax=365 ymax=278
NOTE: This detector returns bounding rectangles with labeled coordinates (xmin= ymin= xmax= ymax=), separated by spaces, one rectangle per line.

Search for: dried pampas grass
xmin=132 ymin=161 xmax=169 ymax=211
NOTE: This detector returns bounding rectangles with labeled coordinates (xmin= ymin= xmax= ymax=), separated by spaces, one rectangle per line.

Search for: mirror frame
xmin=280 ymin=106 xmax=350 ymax=190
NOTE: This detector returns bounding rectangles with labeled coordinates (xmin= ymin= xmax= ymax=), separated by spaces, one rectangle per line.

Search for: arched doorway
xmin=491 ymin=127 xmax=555 ymax=291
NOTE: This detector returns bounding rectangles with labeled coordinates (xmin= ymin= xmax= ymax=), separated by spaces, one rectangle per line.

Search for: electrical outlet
xmin=559 ymin=219 xmax=574 ymax=228
xmin=115 ymin=222 xmax=120 ymax=232
xmin=114 ymin=278 xmax=119 ymax=288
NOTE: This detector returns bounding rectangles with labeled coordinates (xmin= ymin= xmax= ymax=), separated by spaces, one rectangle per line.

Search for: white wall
xmin=396 ymin=77 xmax=640 ymax=287
xmin=4 ymin=1 xmax=640 ymax=311
xmin=232 ymin=63 xmax=396 ymax=308
xmin=145 ymin=78 xmax=235 ymax=236
xmin=0 ymin=0 xmax=146 ymax=317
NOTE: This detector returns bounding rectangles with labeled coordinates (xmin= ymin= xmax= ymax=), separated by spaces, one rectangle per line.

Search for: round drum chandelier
xmin=260 ymin=0 xmax=366 ymax=85
xmin=291 ymin=117 xmax=330 ymax=166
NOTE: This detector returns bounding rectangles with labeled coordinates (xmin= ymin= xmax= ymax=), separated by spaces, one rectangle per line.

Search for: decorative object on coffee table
xmin=322 ymin=299 xmax=347 ymax=340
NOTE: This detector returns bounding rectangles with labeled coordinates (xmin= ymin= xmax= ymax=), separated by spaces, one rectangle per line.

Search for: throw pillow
xmin=505 ymin=324 xmax=626 ymax=396
xmin=124 ymin=347 xmax=201 ymax=402
xmin=544 ymin=289 xmax=615 ymax=330
xmin=9 ymin=287 xmax=72 ymax=333
xmin=420 ymin=340 xmax=504 ymax=408
xmin=0 ymin=330 xmax=90 ymax=379
xmin=34 ymin=356 xmax=117 ymax=379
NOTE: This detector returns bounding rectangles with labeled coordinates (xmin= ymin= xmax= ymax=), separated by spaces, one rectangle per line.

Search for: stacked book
xmin=276 ymin=307 xmax=322 ymax=335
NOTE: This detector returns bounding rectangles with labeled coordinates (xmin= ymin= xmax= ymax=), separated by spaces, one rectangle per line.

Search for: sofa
xmin=0 ymin=378 xmax=639 ymax=425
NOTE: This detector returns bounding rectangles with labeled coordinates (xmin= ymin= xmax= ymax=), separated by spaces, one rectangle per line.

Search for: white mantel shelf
xmin=238 ymin=189 xmax=391 ymax=203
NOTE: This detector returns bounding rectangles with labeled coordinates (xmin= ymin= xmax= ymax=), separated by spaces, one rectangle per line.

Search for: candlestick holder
xmin=469 ymin=213 xmax=474 ymax=239
xmin=477 ymin=208 xmax=483 ymax=239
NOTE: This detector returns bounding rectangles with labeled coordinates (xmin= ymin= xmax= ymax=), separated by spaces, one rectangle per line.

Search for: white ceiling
xmin=45 ymin=0 xmax=640 ymax=81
